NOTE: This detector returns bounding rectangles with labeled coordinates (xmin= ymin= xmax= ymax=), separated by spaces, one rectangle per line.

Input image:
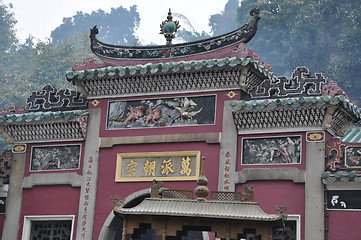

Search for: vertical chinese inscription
xmin=223 ymin=152 xmax=231 ymax=191
xmin=115 ymin=151 xmax=201 ymax=182
xmin=81 ymin=157 xmax=93 ymax=239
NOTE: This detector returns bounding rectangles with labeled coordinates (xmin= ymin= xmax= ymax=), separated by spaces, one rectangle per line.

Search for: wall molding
xmin=22 ymin=172 xmax=82 ymax=189
xmin=99 ymin=132 xmax=221 ymax=148
xmin=236 ymin=167 xmax=305 ymax=183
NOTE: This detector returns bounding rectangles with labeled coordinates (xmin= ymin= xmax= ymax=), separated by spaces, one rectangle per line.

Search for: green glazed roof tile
xmin=66 ymin=57 xmax=277 ymax=82
xmin=230 ymin=95 xmax=361 ymax=119
xmin=322 ymin=171 xmax=361 ymax=183
xmin=342 ymin=127 xmax=361 ymax=143
xmin=0 ymin=110 xmax=88 ymax=124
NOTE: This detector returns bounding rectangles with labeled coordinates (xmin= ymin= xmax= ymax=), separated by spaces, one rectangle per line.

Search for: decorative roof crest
xmin=159 ymin=8 xmax=181 ymax=45
xmin=27 ymin=85 xmax=87 ymax=112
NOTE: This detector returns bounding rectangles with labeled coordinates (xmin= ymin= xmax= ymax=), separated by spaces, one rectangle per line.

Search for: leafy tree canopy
xmin=236 ymin=0 xmax=361 ymax=103
xmin=51 ymin=5 xmax=140 ymax=45
xmin=209 ymin=0 xmax=240 ymax=36
xmin=0 ymin=0 xmax=17 ymax=53
xmin=0 ymin=3 xmax=141 ymax=152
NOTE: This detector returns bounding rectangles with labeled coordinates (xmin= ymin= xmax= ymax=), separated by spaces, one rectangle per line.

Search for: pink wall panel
xmin=236 ymin=181 xmax=305 ymax=240
xmin=20 ymin=185 xmax=80 ymax=240
xmin=327 ymin=211 xmax=361 ymax=240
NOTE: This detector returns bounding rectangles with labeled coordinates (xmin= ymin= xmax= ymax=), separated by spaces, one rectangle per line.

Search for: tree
xmin=0 ymin=1 xmax=17 ymax=53
xmin=51 ymin=6 xmax=140 ymax=45
xmin=0 ymin=4 xmax=142 ymax=152
xmin=0 ymin=0 xmax=20 ymax=108
xmin=236 ymin=0 xmax=361 ymax=103
xmin=209 ymin=0 xmax=240 ymax=36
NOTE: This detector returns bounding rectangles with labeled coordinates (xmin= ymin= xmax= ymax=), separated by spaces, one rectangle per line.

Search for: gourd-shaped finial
xmin=194 ymin=156 xmax=209 ymax=200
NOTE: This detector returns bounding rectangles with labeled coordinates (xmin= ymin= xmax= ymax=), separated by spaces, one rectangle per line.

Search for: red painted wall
xmin=91 ymin=90 xmax=235 ymax=237
xmin=92 ymin=141 xmax=220 ymax=239
xmin=327 ymin=211 xmax=361 ymax=240
xmin=0 ymin=215 xmax=4 ymax=238
xmin=236 ymin=181 xmax=305 ymax=240
xmin=19 ymin=185 xmax=80 ymax=240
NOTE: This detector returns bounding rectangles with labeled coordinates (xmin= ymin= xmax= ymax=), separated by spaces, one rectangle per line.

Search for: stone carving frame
xmin=344 ymin=146 xmax=361 ymax=168
xmin=241 ymin=136 xmax=302 ymax=165
xmin=30 ymin=144 xmax=81 ymax=172
xmin=106 ymin=95 xmax=216 ymax=130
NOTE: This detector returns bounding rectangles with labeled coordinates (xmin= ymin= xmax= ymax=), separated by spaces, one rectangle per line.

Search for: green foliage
xmin=0 ymin=4 xmax=141 ymax=109
xmin=0 ymin=3 xmax=141 ymax=152
xmin=51 ymin=6 xmax=140 ymax=45
xmin=209 ymin=0 xmax=240 ymax=36
xmin=0 ymin=34 xmax=91 ymax=108
xmin=176 ymin=30 xmax=210 ymax=43
xmin=0 ymin=0 xmax=17 ymax=53
xmin=236 ymin=0 xmax=361 ymax=103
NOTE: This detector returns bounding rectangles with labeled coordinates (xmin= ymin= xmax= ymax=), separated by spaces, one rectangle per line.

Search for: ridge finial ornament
xmin=194 ymin=156 xmax=209 ymax=200
xmin=250 ymin=4 xmax=260 ymax=17
xmin=160 ymin=8 xmax=181 ymax=45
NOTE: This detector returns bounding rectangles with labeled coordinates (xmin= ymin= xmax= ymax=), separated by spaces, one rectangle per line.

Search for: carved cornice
xmin=1 ymin=112 xmax=88 ymax=143
xmin=231 ymin=95 xmax=360 ymax=137
xmin=66 ymin=57 xmax=275 ymax=98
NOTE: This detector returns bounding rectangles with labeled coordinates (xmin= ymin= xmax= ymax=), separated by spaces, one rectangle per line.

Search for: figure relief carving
xmin=150 ymin=180 xmax=163 ymax=198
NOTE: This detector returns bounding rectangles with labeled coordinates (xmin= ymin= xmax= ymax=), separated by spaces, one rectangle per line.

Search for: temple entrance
xmin=131 ymin=225 xmax=210 ymax=240
xmin=103 ymin=169 xmax=287 ymax=240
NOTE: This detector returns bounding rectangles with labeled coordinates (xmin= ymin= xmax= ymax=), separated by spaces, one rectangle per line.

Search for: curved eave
xmin=0 ymin=110 xmax=88 ymax=124
xmin=114 ymin=198 xmax=281 ymax=221
xmin=66 ymin=57 xmax=276 ymax=82
xmin=230 ymin=95 xmax=361 ymax=120
xmin=90 ymin=13 xmax=260 ymax=63
xmin=341 ymin=126 xmax=361 ymax=143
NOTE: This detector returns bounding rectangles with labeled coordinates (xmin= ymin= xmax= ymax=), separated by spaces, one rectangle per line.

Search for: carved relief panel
xmin=242 ymin=136 xmax=302 ymax=165
xmin=30 ymin=145 xmax=81 ymax=172
xmin=107 ymin=95 xmax=216 ymax=129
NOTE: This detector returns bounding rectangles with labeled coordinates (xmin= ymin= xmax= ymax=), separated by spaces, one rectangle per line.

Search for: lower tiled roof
xmin=0 ymin=110 xmax=87 ymax=124
xmin=115 ymin=198 xmax=281 ymax=221
xmin=341 ymin=126 xmax=361 ymax=143
xmin=322 ymin=171 xmax=361 ymax=183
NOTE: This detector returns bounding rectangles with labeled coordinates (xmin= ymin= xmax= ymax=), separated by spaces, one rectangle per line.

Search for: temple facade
xmin=0 ymin=7 xmax=360 ymax=240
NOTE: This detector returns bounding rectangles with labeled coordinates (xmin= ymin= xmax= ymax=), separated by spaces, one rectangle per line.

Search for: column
xmin=76 ymin=108 xmax=101 ymax=239
xmin=2 ymin=152 xmax=26 ymax=240
xmin=305 ymin=141 xmax=325 ymax=239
